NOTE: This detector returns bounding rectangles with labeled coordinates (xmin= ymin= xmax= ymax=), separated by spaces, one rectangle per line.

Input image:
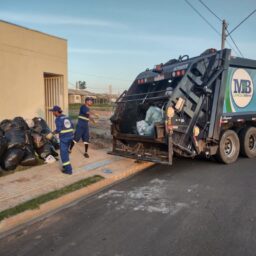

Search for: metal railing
xmin=116 ymin=89 xmax=171 ymax=103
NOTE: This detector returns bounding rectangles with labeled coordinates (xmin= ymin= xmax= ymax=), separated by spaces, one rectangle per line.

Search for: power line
xmin=196 ymin=0 xmax=243 ymax=56
xmin=184 ymin=0 xmax=239 ymax=55
xmin=69 ymin=69 xmax=130 ymax=82
xmin=225 ymin=39 xmax=241 ymax=57
xmin=68 ymin=81 xmax=126 ymax=92
xmin=184 ymin=0 xmax=220 ymax=36
xmin=228 ymin=8 xmax=256 ymax=35
xmin=198 ymin=0 xmax=222 ymax=22
xmin=226 ymin=29 xmax=244 ymax=57
xmin=68 ymin=81 xmax=76 ymax=87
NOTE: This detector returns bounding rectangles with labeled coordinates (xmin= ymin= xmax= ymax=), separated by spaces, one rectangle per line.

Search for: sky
xmin=1 ymin=0 xmax=256 ymax=93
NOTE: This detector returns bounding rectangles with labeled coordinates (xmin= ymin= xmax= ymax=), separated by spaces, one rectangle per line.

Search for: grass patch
xmin=0 ymin=175 xmax=104 ymax=221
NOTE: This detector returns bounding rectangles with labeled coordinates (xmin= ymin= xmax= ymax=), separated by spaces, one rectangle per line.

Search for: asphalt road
xmin=1 ymin=157 xmax=256 ymax=256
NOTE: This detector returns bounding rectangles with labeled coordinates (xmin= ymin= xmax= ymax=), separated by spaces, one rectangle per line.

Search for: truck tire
xmin=239 ymin=127 xmax=256 ymax=158
xmin=217 ymin=130 xmax=240 ymax=164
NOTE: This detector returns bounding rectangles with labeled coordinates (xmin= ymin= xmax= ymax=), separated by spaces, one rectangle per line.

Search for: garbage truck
xmin=110 ymin=48 xmax=256 ymax=165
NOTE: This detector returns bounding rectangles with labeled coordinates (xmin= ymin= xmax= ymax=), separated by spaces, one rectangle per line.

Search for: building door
xmin=44 ymin=74 xmax=64 ymax=130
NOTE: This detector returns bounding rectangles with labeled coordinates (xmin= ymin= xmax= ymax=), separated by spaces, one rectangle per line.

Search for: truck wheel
xmin=217 ymin=130 xmax=240 ymax=164
xmin=239 ymin=127 xmax=256 ymax=158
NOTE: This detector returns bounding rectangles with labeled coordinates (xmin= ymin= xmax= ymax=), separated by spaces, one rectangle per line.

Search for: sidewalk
xmin=0 ymin=143 xmax=152 ymax=212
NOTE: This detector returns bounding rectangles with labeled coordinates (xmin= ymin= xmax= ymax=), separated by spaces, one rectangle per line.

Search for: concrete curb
xmin=0 ymin=161 xmax=153 ymax=238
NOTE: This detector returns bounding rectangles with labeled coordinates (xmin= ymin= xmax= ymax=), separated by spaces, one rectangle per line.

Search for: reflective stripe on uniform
xmin=78 ymin=115 xmax=89 ymax=121
xmin=60 ymin=129 xmax=74 ymax=134
xmin=63 ymin=161 xmax=71 ymax=166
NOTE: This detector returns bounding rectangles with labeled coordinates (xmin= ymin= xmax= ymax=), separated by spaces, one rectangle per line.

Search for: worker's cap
xmin=49 ymin=105 xmax=62 ymax=112
xmin=85 ymin=97 xmax=94 ymax=102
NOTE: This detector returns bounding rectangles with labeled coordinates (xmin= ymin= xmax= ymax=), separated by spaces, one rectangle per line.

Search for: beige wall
xmin=0 ymin=21 xmax=68 ymax=121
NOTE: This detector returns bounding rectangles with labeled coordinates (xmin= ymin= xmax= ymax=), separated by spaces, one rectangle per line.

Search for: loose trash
xmin=136 ymin=106 xmax=164 ymax=136
xmin=0 ymin=116 xmax=59 ymax=171
xmin=44 ymin=155 xmax=56 ymax=164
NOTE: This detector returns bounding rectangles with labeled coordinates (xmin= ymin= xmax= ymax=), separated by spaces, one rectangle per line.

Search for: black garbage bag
xmin=12 ymin=117 xmax=30 ymax=131
xmin=31 ymin=132 xmax=46 ymax=149
xmin=25 ymin=131 xmax=34 ymax=146
xmin=32 ymin=117 xmax=59 ymax=149
xmin=50 ymin=144 xmax=59 ymax=157
xmin=0 ymin=119 xmax=13 ymax=132
xmin=32 ymin=117 xmax=51 ymax=135
xmin=50 ymin=136 xmax=60 ymax=150
xmin=20 ymin=131 xmax=38 ymax=166
xmin=0 ymin=128 xmax=4 ymax=137
xmin=20 ymin=146 xmax=37 ymax=166
xmin=0 ymin=137 xmax=8 ymax=160
xmin=3 ymin=148 xmax=25 ymax=171
xmin=5 ymin=127 xmax=26 ymax=149
xmin=36 ymin=142 xmax=58 ymax=159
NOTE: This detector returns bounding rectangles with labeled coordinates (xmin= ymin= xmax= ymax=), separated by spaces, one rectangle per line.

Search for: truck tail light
xmin=172 ymin=70 xmax=186 ymax=78
xmin=138 ymin=79 xmax=145 ymax=84
xmin=220 ymin=118 xmax=228 ymax=126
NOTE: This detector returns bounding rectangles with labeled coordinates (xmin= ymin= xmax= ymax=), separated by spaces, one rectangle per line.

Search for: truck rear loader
xmin=110 ymin=48 xmax=256 ymax=165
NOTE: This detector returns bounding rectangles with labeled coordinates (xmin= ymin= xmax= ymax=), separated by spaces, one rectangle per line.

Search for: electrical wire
xmin=225 ymin=39 xmax=241 ymax=57
xmin=184 ymin=0 xmax=239 ymax=56
xmin=228 ymin=8 xmax=256 ymax=35
xmin=69 ymin=69 xmax=131 ymax=82
xmin=196 ymin=0 xmax=243 ymax=56
xmin=184 ymin=0 xmax=221 ymax=36
xmin=226 ymin=29 xmax=244 ymax=57
xmin=68 ymin=82 xmax=126 ymax=93
xmin=198 ymin=0 xmax=222 ymax=22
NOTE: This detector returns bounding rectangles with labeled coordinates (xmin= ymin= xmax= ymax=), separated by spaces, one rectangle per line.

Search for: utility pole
xmin=108 ymin=84 xmax=112 ymax=104
xmin=108 ymin=85 xmax=112 ymax=96
xmin=221 ymin=19 xmax=228 ymax=50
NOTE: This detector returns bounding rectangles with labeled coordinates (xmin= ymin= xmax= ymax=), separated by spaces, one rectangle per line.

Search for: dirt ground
xmin=89 ymin=110 xmax=113 ymax=149
xmin=69 ymin=105 xmax=114 ymax=149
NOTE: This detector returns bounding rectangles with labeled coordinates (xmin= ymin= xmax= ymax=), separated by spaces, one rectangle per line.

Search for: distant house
xmin=68 ymin=89 xmax=118 ymax=105
xmin=68 ymin=89 xmax=93 ymax=104
xmin=0 ymin=20 xmax=68 ymax=130
xmin=68 ymin=94 xmax=81 ymax=104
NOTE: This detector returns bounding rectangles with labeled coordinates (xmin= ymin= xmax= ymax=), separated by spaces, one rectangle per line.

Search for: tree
xmin=76 ymin=81 xmax=87 ymax=90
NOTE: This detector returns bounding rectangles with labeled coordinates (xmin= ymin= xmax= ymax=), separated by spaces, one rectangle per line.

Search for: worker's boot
xmin=84 ymin=144 xmax=89 ymax=158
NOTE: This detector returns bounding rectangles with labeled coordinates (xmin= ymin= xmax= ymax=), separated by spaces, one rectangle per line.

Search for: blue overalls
xmin=74 ymin=105 xmax=90 ymax=144
xmin=55 ymin=115 xmax=74 ymax=174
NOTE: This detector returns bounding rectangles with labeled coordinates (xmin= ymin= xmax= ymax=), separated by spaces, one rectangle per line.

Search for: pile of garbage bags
xmin=136 ymin=106 xmax=164 ymax=136
xmin=0 ymin=117 xmax=59 ymax=171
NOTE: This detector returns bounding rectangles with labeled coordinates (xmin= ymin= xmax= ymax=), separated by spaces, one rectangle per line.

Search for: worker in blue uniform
xmin=70 ymin=97 xmax=98 ymax=158
xmin=49 ymin=105 xmax=74 ymax=175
